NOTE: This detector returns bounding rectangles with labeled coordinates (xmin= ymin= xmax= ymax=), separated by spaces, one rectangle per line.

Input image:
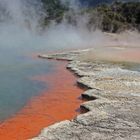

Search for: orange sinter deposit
xmin=0 ymin=60 xmax=85 ymax=140
xmin=120 ymin=48 xmax=140 ymax=63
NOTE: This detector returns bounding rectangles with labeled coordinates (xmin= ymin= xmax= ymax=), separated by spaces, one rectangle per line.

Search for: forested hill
xmin=79 ymin=0 xmax=139 ymax=7
xmin=41 ymin=0 xmax=140 ymax=33
xmin=80 ymin=0 xmax=115 ymax=6
xmin=0 ymin=0 xmax=139 ymax=32
xmin=88 ymin=1 xmax=140 ymax=32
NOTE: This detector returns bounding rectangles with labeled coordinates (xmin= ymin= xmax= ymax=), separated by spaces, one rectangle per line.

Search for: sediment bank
xmin=33 ymin=49 xmax=140 ymax=140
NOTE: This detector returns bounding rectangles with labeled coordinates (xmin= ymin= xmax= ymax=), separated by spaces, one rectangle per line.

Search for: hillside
xmin=41 ymin=0 xmax=140 ymax=32
xmin=80 ymin=0 xmax=139 ymax=7
xmin=88 ymin=1 xmax=140 ymax=32
xmin=80 ymin=0 xmax=117 ymax=7
xmin=41 ymin=0 xmax=68 ymax=24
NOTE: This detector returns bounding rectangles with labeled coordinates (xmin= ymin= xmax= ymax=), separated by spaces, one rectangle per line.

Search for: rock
xmin=32 ymin=49 xmax=140 ymax=140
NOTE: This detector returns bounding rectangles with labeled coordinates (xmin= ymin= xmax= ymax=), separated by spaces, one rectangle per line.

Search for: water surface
xmin=0 ymin=25 xmax=59 ymax=121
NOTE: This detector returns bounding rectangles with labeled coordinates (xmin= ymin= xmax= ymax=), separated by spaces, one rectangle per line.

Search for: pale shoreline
xmin=32 ymin=48 xmax=140 ymax=140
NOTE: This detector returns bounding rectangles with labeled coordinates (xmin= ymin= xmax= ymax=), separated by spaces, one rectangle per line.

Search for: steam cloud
xmin=0 ymin=0 xmax=139 ymax=63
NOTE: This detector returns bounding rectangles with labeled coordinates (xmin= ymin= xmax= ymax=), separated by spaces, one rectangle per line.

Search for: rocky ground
xmin=32 ymin=49 xmax=140 ymax=140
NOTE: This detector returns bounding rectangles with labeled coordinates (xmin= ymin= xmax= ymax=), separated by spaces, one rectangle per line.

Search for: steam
xmin=0 ymin=0 xmax=44 ymax=30
xmin=60 ymin=0 xmax=80 ymax=10
xmin=0 ymin=0 xmax=139 ymax=64
xmin=43 ymin=0 xmax=106 ymax=49
xmin=0 ymin=0 xmax=48 ymax=54
xmin=0 ymin=0 xmax=106 ymax=52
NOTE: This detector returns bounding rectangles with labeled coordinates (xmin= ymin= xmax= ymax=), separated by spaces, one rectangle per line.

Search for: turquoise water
xmin=122 ymin=62 xmax=140 ymax=72
xmin=0 ymin=52 xmax=54 ymax=121
xmin=0 ymin=26 xmax=59 ymax=121
xmin=128 ymin=65 xmax=140 ymax=72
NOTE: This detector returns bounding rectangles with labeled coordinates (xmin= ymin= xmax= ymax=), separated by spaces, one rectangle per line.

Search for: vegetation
xmin=41 ymin=0 xmax=140 ymax=33
xmin=41 ymin=0 xmax=68 ymax=25
xmin=93 ymin=1 xmax=140 ymax=32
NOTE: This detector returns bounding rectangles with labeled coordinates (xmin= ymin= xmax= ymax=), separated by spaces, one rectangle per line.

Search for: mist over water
xmin=0 ymin=0 xmax=54 ymax=121
xmin=0 ymin=0 xmax=93 ymax=121
xmin=0 ymin=0 xmax=140 ymax=51
xmin=0 ymin=0 xmax=139 ymax=121
xmin=0 ymin=0 xmax=100 ymax=52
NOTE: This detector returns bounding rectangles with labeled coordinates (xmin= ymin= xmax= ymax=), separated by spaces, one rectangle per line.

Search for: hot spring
xmin=0 ymin=0 xmax=140 ymax=123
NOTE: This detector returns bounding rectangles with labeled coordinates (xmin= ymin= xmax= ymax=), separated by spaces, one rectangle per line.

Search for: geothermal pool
xmin=0 ymin=34 xmax=53 ymax=121
xmin=0 ymin=25 xmax=140 ymax=139
xmin=0 ymin=24 xmax=85 ymax=139
xmin=0 ymin=26 xmax=139 ymax=122
xmin=0 ymin=24 xmax=72 ymax=122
